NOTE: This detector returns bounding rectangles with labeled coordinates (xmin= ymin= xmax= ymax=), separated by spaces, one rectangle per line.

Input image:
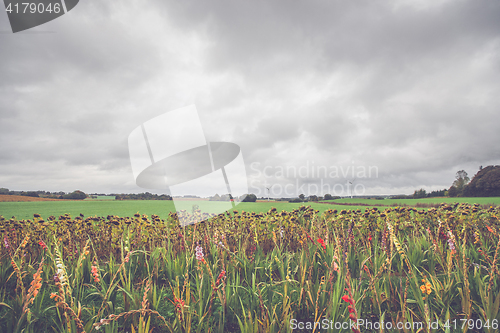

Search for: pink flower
xmin=91 ymin=265 xmax=100 ymax=283
xmin=195 ymin=245 xmax=204 ymax=261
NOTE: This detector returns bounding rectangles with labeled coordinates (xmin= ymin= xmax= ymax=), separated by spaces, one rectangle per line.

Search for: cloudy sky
xmin=1 ymin=0 xmax=499 ymax=198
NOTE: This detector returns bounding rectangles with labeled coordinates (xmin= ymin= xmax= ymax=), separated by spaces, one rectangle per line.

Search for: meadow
xmin=0 ymin=201 xmax=499 ymax=332
xmin=0 ymin=200 xmax=370 ymax=221
xmin=325 ymin=197 xmax=500 ymax=208
xmin=1 ymin=197 xmax=498 ymax=222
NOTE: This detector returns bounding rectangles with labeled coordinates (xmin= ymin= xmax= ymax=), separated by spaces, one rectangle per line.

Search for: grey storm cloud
xmin=0 ymin=0 xmax=499 ymax=196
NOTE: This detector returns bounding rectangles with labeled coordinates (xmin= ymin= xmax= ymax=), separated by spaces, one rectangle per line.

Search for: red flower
xmin=317 ymin=238 xmax=326 ymax=250
xmin=342 ymin=294 xmax=355 ymax=305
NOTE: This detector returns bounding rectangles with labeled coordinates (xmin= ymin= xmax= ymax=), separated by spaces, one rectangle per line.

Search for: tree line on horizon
xmin=399 ymin=165 xmax=500 ymax=199
xmin=0 ymin=188 xmax=87 ymax=200
xmin=2 ymin=165 xmax=499 ymax=201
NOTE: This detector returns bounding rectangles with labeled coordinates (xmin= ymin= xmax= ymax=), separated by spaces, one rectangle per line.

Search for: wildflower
xmin=38 ymin=240 xmax=47 ymax=250
xmin=420 ymin=277 xmax=432 ymax=295
xmin=20 ymin=236 xmax=29 ymax=248
xmin=341 ymin=292 xmax=360 ymax=332
xmin=474 ymin=232 xmax=480 ymax=244
xmin=4 ymin=236 xmax=9 ymax=249
xmin=29 ymin=275 xmax=42 ymax=298
xmin=91 ymin=265 xmax=100 ymax=283
xmin=447 ymin=230 xmax=456 ymax=254
xmin=317 ymin=238 xmax=326 ymax=250
xmin=195 ymin=245 xmax=204 ymax=261
xmin=216 ymin=270 xmax=226 ymax=285
xmin=174 ymin=297 xmax=185 ymax=313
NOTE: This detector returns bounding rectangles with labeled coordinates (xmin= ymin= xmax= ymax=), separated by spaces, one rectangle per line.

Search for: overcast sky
xmin=1 ymin=0 xmax=499 ymax=197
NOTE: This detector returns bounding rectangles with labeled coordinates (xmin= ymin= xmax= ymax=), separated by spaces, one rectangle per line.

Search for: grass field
xmin=1 ymin=197 xmax=499 ymax=221
xmin=0 ymin=200 xmax=366 ymax=221
xmin=84 ymin=196 xmax=116 ymax=201
xmin=323 ymin=196 xmax=500 ymax=207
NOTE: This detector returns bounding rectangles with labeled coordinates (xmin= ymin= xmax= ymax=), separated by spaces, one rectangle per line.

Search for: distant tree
xmin=448 ymin=186 xmax=459 ymax=197
xmin=426 ymin=189 xmax=446 ymax=198
xmin=299 ymin=194 xmax=305 ymax=201
xmin=309 ymin=195 xmax=319 ymax=202
xmin=413 ymin=188 xmax=427 ymax=199
xmin=63 ymin=190 xmax=87 ymax=200
xmin=452 ymin=170 xmax=470 ymax=196
xmin=324 ymin=194 xmax=333 ymax=200
xmin=242 ymin=194 xmax=257 ymax=202
xmin=463 ymin=165 xmax=500 ymax=197
xmin=0 ymin=188 xmax=9 ymax=195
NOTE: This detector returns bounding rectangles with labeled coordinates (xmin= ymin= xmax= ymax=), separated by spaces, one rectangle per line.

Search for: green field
xmin=323 ymin=196 xmax=500 ymax=206
xmin=0 ymin=200 xmax=343 ymax=221
xmin=84 ymin=195 xmax=116 ymax=200
xmin=1 ymin=197 xmax=499 ymax=221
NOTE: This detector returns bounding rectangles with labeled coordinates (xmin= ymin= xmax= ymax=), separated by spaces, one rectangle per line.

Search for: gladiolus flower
xmin=317 ymin=238 xmax=326 ymax=250
xmin=342 ymin=295 xmax=354 ymax=305
xmin=195 ymin=245 xmax=204 ymax=261
xmin=91 ymin=265 xmax=100 ymax=282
